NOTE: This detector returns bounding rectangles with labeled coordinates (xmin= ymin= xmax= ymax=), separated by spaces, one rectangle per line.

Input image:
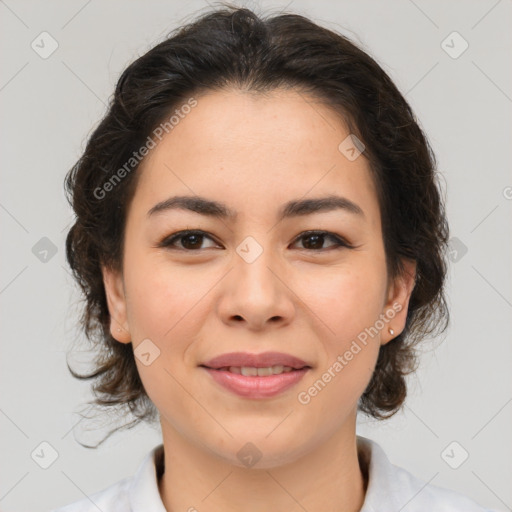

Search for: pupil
xmin=304 ymin=234 xmax=323 ymax=249
xmin=183 ymin=234 xmax=202 ymax=249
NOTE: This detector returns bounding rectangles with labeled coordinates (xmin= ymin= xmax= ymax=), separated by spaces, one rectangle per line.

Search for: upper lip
xmin=201 ymin=352 xmax=311 ymax=370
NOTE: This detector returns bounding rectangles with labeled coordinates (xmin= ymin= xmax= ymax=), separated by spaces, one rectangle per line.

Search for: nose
xmin=216 ymin=244 xmax=295 ymax=331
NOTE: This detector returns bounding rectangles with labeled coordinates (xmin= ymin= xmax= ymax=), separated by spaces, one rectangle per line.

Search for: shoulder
xmin=357 ymin=436 xmax=495 ymax=512
xmin=390 ymin=461 xmax=492 ymax=511
xmin=50 ymin=476 xmax=131 ymax=512
xmin=49 ymin=444 xmax=165 ymax=512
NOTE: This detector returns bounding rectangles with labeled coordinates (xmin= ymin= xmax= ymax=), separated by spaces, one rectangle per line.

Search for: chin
xmin=211 ymin=435 xmax=311 ymax=470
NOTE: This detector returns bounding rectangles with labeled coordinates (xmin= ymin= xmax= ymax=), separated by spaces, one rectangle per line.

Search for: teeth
xmin=228 ymin=365 xmax=294 ymax=376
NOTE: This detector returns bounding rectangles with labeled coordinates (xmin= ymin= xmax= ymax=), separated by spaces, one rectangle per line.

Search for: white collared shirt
xmin=52 ymin=435 xmax=496 ymax=511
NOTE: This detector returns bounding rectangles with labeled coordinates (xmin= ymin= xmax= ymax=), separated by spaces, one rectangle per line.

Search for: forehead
xmin=130 ymin=88 xmax=380 ymax=228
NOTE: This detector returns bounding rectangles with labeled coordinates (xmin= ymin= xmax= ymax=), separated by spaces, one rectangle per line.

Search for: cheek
xmin=295 ymin=263 xmax=385 ymax=398
xmin=123 ymin=254 xmax=206 ymax=337
xmin=298 ymin=263 xmax=387 ymax=339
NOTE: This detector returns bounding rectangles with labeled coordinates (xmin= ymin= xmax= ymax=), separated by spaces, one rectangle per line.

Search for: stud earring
xmin=389 ymin=328 xmax=395 ymax=336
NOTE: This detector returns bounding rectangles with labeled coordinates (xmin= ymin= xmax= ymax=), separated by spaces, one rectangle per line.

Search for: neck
xmin=158 ymin=417 xmax=368 ymax=512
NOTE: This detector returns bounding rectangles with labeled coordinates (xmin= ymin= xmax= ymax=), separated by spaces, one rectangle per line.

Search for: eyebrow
xmin=147 ymin=194 xmax=365 ymax=221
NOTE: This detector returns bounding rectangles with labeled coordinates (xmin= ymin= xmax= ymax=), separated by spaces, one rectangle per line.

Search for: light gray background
xmin=1 ymin=1 xmax=511 ymax=511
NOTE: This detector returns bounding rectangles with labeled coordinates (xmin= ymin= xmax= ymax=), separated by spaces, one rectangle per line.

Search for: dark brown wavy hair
xmin=64 ymin=3 xmax=449 ymax=447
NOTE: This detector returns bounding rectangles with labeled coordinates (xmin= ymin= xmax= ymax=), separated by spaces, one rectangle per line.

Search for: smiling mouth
xmin=203 ymin=365 xmax=308 ymax=376
xmin=200 ymin=364 xmax=311 ymax=399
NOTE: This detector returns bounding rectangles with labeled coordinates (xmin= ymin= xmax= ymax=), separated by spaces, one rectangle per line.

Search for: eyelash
xmin=158 ymin=229 xmax=354 ymax=252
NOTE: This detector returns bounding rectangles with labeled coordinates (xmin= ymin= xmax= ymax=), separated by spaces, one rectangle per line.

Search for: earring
xmin=117 ymin=328 xmax=121 ymax=332
xmin=389 ymin=328 xmax=395 ymax=336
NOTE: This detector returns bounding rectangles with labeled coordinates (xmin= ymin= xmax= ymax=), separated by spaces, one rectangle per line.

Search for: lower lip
xmin=202 ymin=367 xmax=310 ymax=399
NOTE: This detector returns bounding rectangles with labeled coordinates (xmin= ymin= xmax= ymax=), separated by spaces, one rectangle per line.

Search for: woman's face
xmin=103 ymin=88 xmax=415 ymax=467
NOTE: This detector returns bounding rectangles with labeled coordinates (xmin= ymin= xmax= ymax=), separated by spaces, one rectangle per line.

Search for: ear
xmin=381 ymin=257 xmax=416 ymax=345
xmin=101 ymin=265 xmax=131 ymax=344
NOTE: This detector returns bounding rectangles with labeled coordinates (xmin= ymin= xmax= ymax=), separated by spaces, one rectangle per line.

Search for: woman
xmin=54 ymin=5 xmax=494 ymax=511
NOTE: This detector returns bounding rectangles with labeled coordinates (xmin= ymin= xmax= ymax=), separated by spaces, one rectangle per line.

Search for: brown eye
xmin=160 ymin=230 xmax=218 ymax=251
xmin=292 ymin=231 xmax=352 ymax=251
xmin=159 ymin=229 xmax=353 ymax=252
xmin=179 ymin=233 xmax=204 ymax=250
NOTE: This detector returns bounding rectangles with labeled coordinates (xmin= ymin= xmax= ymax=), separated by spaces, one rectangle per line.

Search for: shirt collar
xmin=128 ymin=443 xmax=166 ymax=512
xmin=357 ymin=435 xmax=406 ymax=511
xmin=126 ymin=435 xmax=406 ymax=512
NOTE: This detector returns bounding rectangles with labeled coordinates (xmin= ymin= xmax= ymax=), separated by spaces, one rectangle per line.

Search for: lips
xmin=203 ymin=366 xmax=310 ymax=398
xmin=200 ymin=351 xmax=311 ymax=370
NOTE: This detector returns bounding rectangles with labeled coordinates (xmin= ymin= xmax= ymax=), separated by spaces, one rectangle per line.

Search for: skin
xmin=102 ymin=88 xmax=416 ymax=512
